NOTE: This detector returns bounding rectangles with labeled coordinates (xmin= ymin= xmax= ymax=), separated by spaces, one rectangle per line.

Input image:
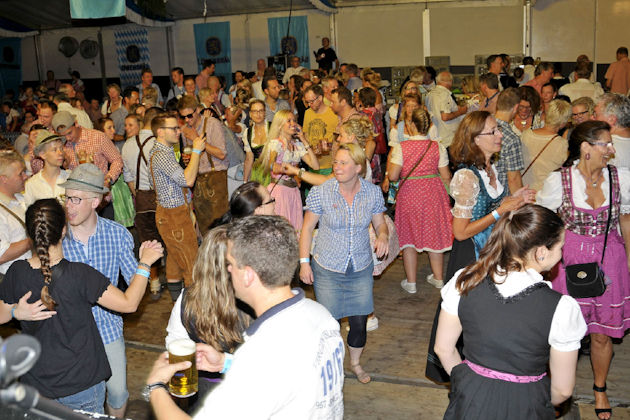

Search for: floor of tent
xmin=2 ymin=252 xmax=630 ymax=419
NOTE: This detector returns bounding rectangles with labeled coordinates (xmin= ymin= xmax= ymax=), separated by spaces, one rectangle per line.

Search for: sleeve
xmin=294 ymin=141 xmax=308 ymax=159
xmin=437 ymin=95 xmax=452 ymax=114
xmin=371 ymin=185 xmax=387 ymax=214
xmin=618 ymin=167 xmax=630 ymax=214
xmin=390 ymin=144 xmax=403 ymax=166
xmin=388 ymin=128 xmax=399 ymax=147
xmin=535 ymin=171 xmax=563 ymax=212
xmin=437 ymin=143 xmax=449 ymax=168
xmin=450 ymin=169 xmax=480 ymax=218
xmin=23 ymin=180 xmax=35 ymax=207
xmin=268 ymin=139 xmax=283 ymax=154
xmin=502 ymin=133 xmax=525 ymax=172
xmin=114 ymin=113 xmax=126 ymax=136
xmin=548 ymin=295 xmax=587 ymax=351
xmin=440 ymin=269 xmax=465 ymax=315
xmin=207 ymin=118 xmax=227 ymax=155
xmin=305 ymin=184 xmax=324 ymax=215
xmin=79 ymin=264 xmax=112 ymax=305
xmin=0 ymin=263 xmax=19 ymax=303
xmin=121 ymin=141 xmax=136 ymax=183
xmin=241 ymin=128 xmax=252 ymax=153
xmin=165 ymin=294 xmax=192 ymax=347
xmin=0 ymin=213 xmax=14 ymax=262
xmin=101 ymin=137 xmax=124 ymax=182
xmin=605 ymin=63 xmax=614 ymax=80
xmin=166 ymin=89 xmax=174 ymax=103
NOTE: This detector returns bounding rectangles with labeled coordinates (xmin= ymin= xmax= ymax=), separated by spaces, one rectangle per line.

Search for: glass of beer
xmin=182 ymin=146 xmax=192 ymax=162
xmin=167 ymin=339 xmax=198 ymax=398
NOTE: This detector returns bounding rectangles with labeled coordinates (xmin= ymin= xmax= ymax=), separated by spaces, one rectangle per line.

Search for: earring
xmin=585 ymin=152 xmax=591 ymax=160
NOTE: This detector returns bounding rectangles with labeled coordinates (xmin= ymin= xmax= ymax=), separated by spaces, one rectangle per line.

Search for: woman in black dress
xmin=434 ymin=204 xmax=586 ymax=419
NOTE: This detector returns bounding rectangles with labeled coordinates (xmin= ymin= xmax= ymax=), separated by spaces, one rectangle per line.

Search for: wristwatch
xmin=142 ymin=382 xmax=168 ymax=402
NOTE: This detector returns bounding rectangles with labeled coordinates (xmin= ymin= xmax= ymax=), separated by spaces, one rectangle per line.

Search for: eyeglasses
xmin=478 ymin=128 xmax=501 ymax=136
xmin=179 ymin=112 xmax=195 ymax=120
xmin=572 ymin=110 xmax=589 ymax=118
xmin=65 ymin=195 xmax=92 ymax=205
xmin=161 ymin=126 xmax=180 ymax=132
xmin=590 ymin=141 xmax=614 ymax=148
xmin=250 ymin=109 xmax=265 ymax=114
xmin=305 ymin=96 xmax=321 ymax=105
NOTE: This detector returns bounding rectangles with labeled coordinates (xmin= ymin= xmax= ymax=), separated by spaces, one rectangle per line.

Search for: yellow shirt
xmin=303 ymin=107 xmax=338 ymax=169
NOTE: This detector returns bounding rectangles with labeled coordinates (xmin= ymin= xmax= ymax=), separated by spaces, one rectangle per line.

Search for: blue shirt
xmin=150 ymin=141 xmax=188 ymax=208
xmin=62 ymin=217 xmax=137 ymax=344
xmin=306 ymin=178 xmax=386 ymax=273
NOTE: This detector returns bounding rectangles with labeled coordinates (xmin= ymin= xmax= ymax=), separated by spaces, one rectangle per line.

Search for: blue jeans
xmin=56 ymin=381 xmax=105 ymax=414
xmin=104 ymin=337 xmax=129 ymax=409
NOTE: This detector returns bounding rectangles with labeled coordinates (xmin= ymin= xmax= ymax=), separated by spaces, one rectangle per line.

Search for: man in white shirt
xmin=54 ymin=91 xmax=93 ymax=129
xmin=426 ymin=71 xmax=467 ymax=147
xmin=282 ymin=56 xmax=305 ymax=85
xmin=166 ymin=67 xmax=185 ymax=103
xmin=24 ymin=130 xmax=69 ymax=206
xmin=146 ymin=215 xmax=344 ymax=420
xmin=559 ymin=63 xmax=604 ymax=102
xmin=0 ymin=150 xmax=31 ymax=277
xmin=595 ymin=93 xmax=630 ymax=170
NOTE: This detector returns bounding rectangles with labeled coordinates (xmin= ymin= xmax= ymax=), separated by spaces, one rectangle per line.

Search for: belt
xmin=463 ymin=360 xmax=546 ymax=383
xmin=273 ymin=178 xmax=298 ymax=188
xmin=405 ymin=174 xmax=439 ymax=180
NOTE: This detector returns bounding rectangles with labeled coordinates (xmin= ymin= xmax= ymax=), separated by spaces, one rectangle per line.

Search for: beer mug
xmin=167 ymin=339 xmax=198 ymax=397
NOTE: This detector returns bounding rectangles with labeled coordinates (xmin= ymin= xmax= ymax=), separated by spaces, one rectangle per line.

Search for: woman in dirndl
xmin=434 ymin=204 xmax=586 ymax=420
xmin=537 ymin=120 xmax=630 ymax=420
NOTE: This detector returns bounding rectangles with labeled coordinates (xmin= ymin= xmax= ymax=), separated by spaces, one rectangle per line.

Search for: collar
xmin=245 ymin=288 xmax=305 ymax=336
xmin=154 ymin=140 xmax=174 ymax=151
xmin=0 ymin=191 xmax=18 ymax=206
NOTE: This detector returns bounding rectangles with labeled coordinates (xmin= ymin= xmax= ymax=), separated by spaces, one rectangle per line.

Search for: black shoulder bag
xmin=565 ymin=165 xmax=612 ymax=298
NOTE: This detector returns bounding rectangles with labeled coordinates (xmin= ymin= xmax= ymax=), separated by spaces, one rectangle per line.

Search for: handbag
xmin=385 ymin=141 xmax=433 ymax=218
xmin=565 ymin=165 xmax=612 ymax=299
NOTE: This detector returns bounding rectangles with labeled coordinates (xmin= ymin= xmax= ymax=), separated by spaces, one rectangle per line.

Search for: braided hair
xmin=25 ymin=199 xmax=66 ymax=311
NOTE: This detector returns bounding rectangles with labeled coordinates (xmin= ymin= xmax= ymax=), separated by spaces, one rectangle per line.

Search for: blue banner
xmin=70 ymin=0 xmax=125 ymax=19
xmin=0 ymin=38 xmax=21 ymax=100
xmin=114 ymin=28 xmax=150 ymax=89
xmin=194 ymin=22 xmax=232 ymax=90
xmin=267 ymin=16 xmax=310 ymax=68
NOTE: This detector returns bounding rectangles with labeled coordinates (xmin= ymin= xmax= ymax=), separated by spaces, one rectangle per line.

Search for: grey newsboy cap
xmin=59 ymin=163 xmax=110 ymax=194
xmin=33 ymin=130 xmax=65 ymax=156
xmin=51 ymin=111 xmax=76 ymax=132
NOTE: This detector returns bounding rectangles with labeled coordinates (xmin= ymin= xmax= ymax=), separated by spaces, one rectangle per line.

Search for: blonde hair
xmin=198 ymin=87 xmax=212 ymax=104
xmin=183 ymin=225 xmax=249 ymax=352
xmin=336 ymin=143 xmax=367 ymax=177
xmin=0 ymin=149 xmax=25 ymax=177
xmin=409 ymin=67 xmax=427 ymax=84
xmin=461 ymin=76 xmax=481 ymax=96
xmin=252 ymin=109 xmax=293 ymax=180
xmin=342 ymin=116 xmax=373 ymax=149
xmin=545 ymin=99 xmax=572 ymax=128
xmin=361 ymin=68 xmax=381 ymax=89
xmin=142 ymin=86 xmax=158 ymax=107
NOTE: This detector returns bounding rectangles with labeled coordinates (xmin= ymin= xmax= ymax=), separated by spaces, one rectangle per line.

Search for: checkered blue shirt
xmin=306 ymin=178 xmax=386 ymax=273
xmin=496 ymin=118 xmax=524 ymax=188
xmin=149 ymin=141 xmax=188 ymax=208
xmin=62 ymin=217 xmax=137 ymax=344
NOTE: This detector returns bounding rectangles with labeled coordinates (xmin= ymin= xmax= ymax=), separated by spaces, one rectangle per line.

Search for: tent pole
xmin=97 ymin=29 xmax=107 ymax=97
xmin=166 ymin=26 xmax=174 ymax=71
xmin=33 ymin=35 xmax=42 ymax=83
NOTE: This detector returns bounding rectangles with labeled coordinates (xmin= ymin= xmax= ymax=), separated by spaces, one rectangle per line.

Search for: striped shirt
xmin=306 ymin=178 xmax=386 ymax=273
xmin=149 ymin=141 xmax=189 ymax=208
xmin=62 ymin=216 xmax=137 ymax=344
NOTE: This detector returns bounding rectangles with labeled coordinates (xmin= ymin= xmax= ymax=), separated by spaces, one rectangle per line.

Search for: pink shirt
xmin=524 ymin=77 xmax=544 ymax=95
xmin=605 ymin=57 xmax=630 ymax=94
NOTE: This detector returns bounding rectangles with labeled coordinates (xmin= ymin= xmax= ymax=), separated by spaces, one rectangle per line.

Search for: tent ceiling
xmin=0 ymin=0 xmax=318 ymax=31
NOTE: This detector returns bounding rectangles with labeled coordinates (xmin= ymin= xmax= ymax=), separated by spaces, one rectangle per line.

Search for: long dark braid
xmin=25 ymin=199 xmax=66 ymax=311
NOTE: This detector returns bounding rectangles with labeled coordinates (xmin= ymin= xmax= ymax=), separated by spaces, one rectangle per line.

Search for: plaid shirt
xmin=62 ymin=216 xmax=137 ymax=344
xmin=306 ymin=178 xmax=386 ymax=273
xmin=149 ymin=141 xmax=189 ymax=208
xmin=62 ymin=127 xmax=123 ymax=183
xmin=495 ymin=119 xmax=524 ymax=188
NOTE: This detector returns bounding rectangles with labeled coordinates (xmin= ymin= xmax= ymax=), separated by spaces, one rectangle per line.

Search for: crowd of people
xmin=0 ymin=42 xmax=630 ymax=420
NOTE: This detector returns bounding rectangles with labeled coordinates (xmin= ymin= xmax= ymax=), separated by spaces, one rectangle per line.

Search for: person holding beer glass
xmin=165 ymin=225 xmax=252 ymax=403
xmin=0 ymin=199 xmax=163 ymax=413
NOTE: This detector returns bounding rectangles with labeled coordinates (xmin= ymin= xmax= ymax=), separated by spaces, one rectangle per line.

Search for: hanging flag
xmin=114 ymin=28 xmax=150 ymax=89
xmin=267 ymin=16 xmax=310 ymax=68
xmin=194 ymin=22 xmax=232 ymax=90
xmin=0 ymin=38 xmax=21 ymax=102
xmin=69 ymin=0 xmax=125 ymax=19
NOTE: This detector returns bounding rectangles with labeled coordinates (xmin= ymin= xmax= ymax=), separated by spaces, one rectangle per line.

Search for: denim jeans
xmin=104 ymin=337 xmax=129 ymax=409
xmin=56 ymin=380 xmax=106 ymax=414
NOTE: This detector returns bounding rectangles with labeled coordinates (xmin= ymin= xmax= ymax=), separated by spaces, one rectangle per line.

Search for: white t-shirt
xmin=441 ymin=268 xmax=587 ymax=352
xmin=121 ymin=129 xmax=155 ymax=190
xmin=0 ymin=194 xmax=31 ymax=274
xmin=426 ymin=85 xmax=464 ymax=147
xmin=611 ymin=134 xmax=630 ymax=170
xmin=23 ymin=169 xmax=69 ymax=206
xmin=193 ymin=289 xmax=344 ymax=420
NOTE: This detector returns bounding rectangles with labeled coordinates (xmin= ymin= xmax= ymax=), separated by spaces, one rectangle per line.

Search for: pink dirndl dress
xmin=268 ymin=138 xmax=306 ymax=231
xmin=552 ymin=166 xmax=630 ymax=338
xmin=395 ymin=139 xmax=453 ymax=253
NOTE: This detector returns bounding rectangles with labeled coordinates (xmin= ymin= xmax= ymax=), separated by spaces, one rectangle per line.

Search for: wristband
xmin=138 ymin=262 xmax=151 ymax=271
xmin=192 ymin=149 xmax=202 ymax=155
xmin=491 ymin=210 xmax=501 ymax=221
xmin=136 ymin=268 xmax=151 ymax=278
xmin=11 ymin=305 xmax=16 ymax=320
xmin=299 ymin=257 xmax=310 ymax=264
xmin=220 ymin=353 xmax=234 ymax=374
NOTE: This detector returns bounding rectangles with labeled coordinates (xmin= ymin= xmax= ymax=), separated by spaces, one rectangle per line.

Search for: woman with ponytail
xmin=434 ymin=204 xmax=586 ymax=419
xmin=0 ymin=198 xmax=163 ymax=413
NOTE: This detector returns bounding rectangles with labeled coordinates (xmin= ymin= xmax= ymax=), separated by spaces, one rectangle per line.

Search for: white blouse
xmin=450 ymin=166 xmax=504 ymax=218
xmin=389 ymin=134 xmax=449 ymax=168
xmin=536 ymin=163 xmax=630 ymax=215
xmin=441 ymin=268 xmax=587 ymax=352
